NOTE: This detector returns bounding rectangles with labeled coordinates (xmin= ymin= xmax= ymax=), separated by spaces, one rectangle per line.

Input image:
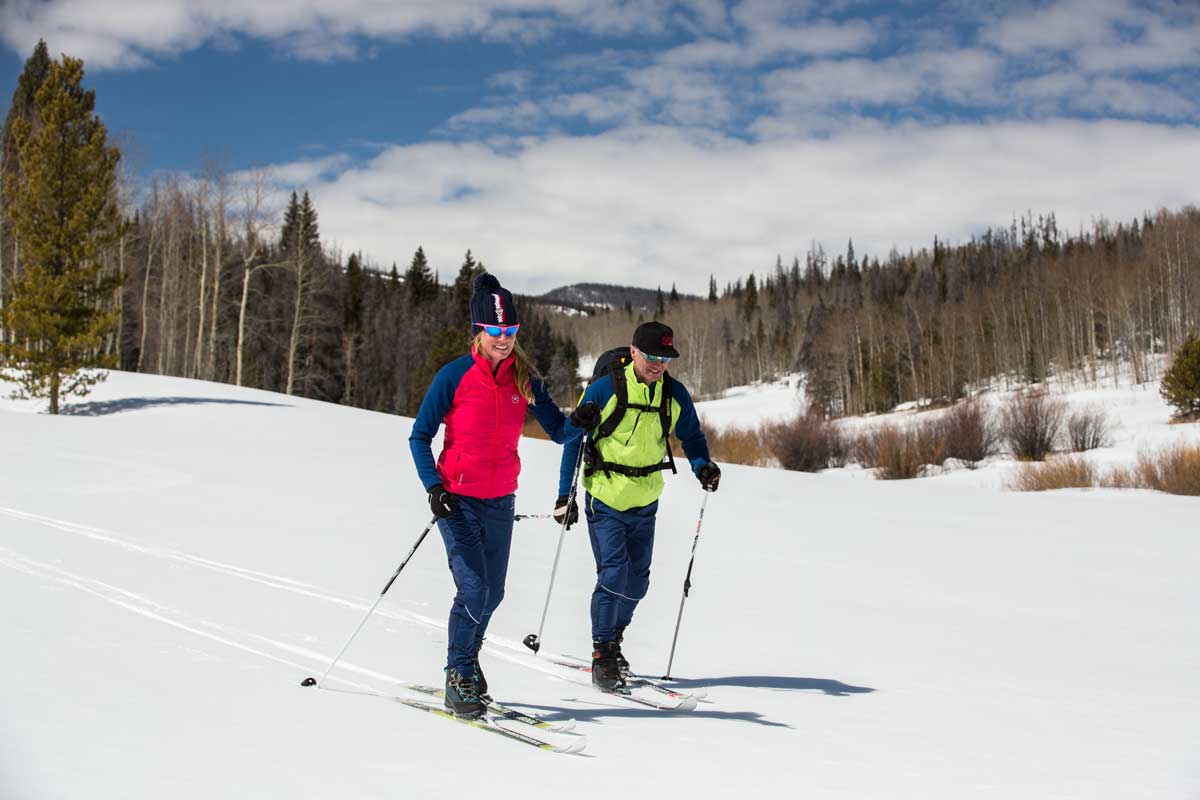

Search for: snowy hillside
xmin=1 ymin=372 xmax=1198 ymax=799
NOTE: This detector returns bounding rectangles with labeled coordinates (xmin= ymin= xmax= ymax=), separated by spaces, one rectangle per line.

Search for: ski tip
xmin=554 ymin=718 xmax=577 ymax=733
xmin=675 ymin=695 xmax=699 ymax=712
xmin=553 ymin=738 xmax=588 ymax=755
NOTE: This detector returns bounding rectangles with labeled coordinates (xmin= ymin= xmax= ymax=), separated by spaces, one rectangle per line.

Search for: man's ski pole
xmin=513 ymin=513 xmax=554 ymax=522
xmin=523 ymin=438 xmax=587 ymax=654
xmin=662 ymin=492 xmax=710 ymax=680
xmin=301 ymin=515 xmax=438 ymax=688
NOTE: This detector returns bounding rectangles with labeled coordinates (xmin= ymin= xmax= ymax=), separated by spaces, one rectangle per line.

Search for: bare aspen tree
xmin=136 ymin=181 xmax=163 ymax=373
xmin=192 ymin=175 xmax=210 ymax=379
xmin=206 ymin=164 xmax=229 ymax=381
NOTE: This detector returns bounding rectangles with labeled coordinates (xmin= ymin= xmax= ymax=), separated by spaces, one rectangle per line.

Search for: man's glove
xmin=553 ymin=494 xmax=579 ymax=529
xmin=428 ymin=484 xmax=460 ymax=518
xmin=569 ymin=402 xmax=601 ymax=432
xmin=696 ymin=462 xmax=721 ymax=492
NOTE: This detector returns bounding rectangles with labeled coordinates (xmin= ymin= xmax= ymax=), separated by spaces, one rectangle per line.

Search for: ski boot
xmin=471 ymin=654 xmax=492 ymax=706
xmin=444 ymin=667 xmax=486 ymax=719
xmin=614 ymin=626 xmax=632 ymax=678
xmin=591 ymin=640 xmax=626 ymax=692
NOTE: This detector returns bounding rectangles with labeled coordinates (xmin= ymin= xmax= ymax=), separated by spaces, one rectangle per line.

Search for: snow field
xmin=1 ymin=371 xmax=1197 ymax=799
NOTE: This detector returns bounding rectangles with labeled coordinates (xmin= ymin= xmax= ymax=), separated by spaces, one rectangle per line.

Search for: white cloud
xmin=0 ymin=0 xmax=699 ymax=69
xmin=281 ymin=120 xmax=1200 ymax=294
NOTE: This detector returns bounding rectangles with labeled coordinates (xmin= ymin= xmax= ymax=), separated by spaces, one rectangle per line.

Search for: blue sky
xmin=1 ymin=1 xmax=1198 ymax=293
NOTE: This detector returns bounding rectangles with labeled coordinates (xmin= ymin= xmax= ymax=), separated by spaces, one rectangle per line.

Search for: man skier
xmin=555 ymin=321 xmax=721 ymax=692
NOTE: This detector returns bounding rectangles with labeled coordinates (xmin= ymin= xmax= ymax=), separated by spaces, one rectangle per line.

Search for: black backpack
xmin=583 ymin=347 xmax=678 ymax=479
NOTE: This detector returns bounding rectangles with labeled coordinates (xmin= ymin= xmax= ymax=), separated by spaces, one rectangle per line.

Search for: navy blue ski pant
xmin=436 ymin=494 xmax=514 ymax=674
xmin=585 ymin=494 xmax=658 ymax=643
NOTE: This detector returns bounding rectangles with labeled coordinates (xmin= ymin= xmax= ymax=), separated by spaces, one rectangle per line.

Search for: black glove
xmin=696 ymin=462 xmax=721 ymax=492
xmin=428 ymin=484 xmax=460 ymax=518
xmin=569 ymin=402 xmax=601 ymax=432
xmin=553 ymin=494 xmax=579 ymax=529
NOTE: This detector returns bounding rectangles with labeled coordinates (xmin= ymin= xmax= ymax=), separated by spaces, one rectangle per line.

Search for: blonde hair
xmin=472 ymin=332 xmax=537 ymax=404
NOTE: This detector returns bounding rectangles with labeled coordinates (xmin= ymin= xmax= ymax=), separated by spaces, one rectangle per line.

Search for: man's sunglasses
xmin=637 ymin=350 xmax=672 ymax=364
xmin=476 ymin=323 xmax=521 ymax=338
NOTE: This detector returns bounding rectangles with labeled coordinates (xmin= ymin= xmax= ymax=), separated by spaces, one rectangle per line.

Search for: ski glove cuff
xmin=696 ymin=462 xmax=721 ymax=492
xmin=428 ymin=484 xmax=460 ymax=518
xmin=569 ymin=402 xmax=601 ymax=432
xmin=553 ymin=494 xmax=579 ymax=529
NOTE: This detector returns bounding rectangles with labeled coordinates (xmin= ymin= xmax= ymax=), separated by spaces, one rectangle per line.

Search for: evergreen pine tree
xmin=655 ymin=285 xmax=665 ymax=318
xmin=0 ymin=55 xmax=121 ymax=414
xmin=743 ymin=273 xmax=758 ymax=319
xmin=708 ymin=274 xmax=718 ymax=303
xmin=670 ymin=282 xmax=679 ymax=303
xmin=2 ymin=40 xmax=53 ymax=307
xmin=405 ymin=246 xmax=437 ymax=306
xmin=451 ymin=250 xmax=482 ymax=313
xmin=1160 ymin=335 xmax=1200 ymax=418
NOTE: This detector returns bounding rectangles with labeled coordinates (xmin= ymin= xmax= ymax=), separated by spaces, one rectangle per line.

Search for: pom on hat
xmin=474 ymin=273 xmax=501 ymax=293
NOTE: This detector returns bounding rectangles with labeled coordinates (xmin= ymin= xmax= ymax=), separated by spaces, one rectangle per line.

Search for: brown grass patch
xmin=1135 ymin=444 xmax=1200 ymax=496
xmin=1009 ymin=455 xmax=1096 ymax=491
xmin=706 ymin=424 xmax=774 ymax=467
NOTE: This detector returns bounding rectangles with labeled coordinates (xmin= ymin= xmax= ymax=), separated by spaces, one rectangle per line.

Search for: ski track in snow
xmin=0 ymin=504 xmax=569 ymax=688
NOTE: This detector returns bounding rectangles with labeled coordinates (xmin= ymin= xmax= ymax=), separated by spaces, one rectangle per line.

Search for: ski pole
xmin=301 ymin=515 xmax=438 ymax=688
xmin=662 ymin=492 xmax=710 ymax=680
xmin=513 ymin=513 xmax=554 ymax=522
xmin=523 ymin=437 xmax=588 ymax=654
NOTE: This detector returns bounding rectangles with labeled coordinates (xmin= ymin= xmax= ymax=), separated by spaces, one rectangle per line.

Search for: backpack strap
xmin=584 ymin=364 xmax=677 ymax=479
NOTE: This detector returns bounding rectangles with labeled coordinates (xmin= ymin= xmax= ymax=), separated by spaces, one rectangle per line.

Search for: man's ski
xmin=546 ymin=656 xmax=706 ymax=702
xmin=404 ymin=684 xmax=577 ymax=733
xmin=394 ymin=697 xmax=586 ymax=754
xmin=541 ymin=658 xmax=698 ymax=711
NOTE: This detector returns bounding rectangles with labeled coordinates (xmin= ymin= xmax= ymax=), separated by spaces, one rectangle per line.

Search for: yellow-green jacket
xmin=559 ymin=360 xmax=711 ymax=511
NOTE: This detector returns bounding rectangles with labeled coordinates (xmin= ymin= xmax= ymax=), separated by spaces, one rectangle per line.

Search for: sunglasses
xmin=637 ymin=350 xmax=672 ymax=364
xmin=476 ymin=323 xmax=521 ymax=338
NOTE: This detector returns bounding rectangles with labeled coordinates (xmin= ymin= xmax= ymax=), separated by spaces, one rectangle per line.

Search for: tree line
xmin=556 ymin=208 xmax=1199 ymax=415
xmin=0 ymin=42 xmax=579 ymax=414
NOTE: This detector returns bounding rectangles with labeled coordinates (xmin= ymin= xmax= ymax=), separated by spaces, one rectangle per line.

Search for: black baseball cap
xmin=632 ymin=321 xmax=680 ymax=358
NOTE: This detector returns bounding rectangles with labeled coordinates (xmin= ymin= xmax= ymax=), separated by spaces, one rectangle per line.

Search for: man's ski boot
xmin=444 ymin=667 xmax=486 ymax=719
xmin=614 ymin=626 xmax=632 ymax=678
xmin=471 ymin=654 xmax=492 ymax=705
xmin=591 ymin=640 xmax=626 ymax=692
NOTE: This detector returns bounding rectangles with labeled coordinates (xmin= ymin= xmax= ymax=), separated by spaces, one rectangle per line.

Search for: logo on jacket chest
xmin=511 ymin=394 xmax=520 ymax=404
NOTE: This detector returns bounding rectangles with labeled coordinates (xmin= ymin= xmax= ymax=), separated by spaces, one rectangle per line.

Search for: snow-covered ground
xmin=2 ymin=371 xmax=1198 ymax=799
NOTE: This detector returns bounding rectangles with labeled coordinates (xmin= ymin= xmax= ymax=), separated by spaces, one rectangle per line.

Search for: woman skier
xmin=409 ymin=273 xmax=569 ymax=718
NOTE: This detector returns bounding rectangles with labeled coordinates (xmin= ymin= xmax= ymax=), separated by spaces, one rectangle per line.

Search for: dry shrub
xmin=858 ymin=423 xmax=927 ymax=480
xmin=1000 ymin=391 xmax=1065 ymax=461
xmin=1066 ymin=406 xmax=1113 ymax=452
xmin=1135 ymin=444 xmax=1200 ymax=496
xmin=912 ymin=418 xmax=948 ymax=467
xmin=1099 ymin=464 xmax=1140 ymax=489
xmin=771 ymin=412 xmax=848 ymax=472
xmin=706 ymin=425 xmax=772 ymax=467
xmin=939 ymin=399 xmax=997 ymax=464
xmin=1009 ymin=455 xmax=1096 ymax=491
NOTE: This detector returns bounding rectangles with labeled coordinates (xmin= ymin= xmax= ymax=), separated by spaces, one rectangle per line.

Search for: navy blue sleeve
xmin=669 ymin=378 xmax=712 ymax=472
xmin=557 ymin=378 xmax=614 ymax=497
xmin=529 ymin=377 xmax=568 ymax=444
xmin=408 ymin=357 xmax=472 ymax=491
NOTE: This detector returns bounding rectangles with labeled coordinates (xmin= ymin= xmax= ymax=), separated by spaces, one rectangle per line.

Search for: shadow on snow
xmin=662 ymin=675 xmax=876 ymax=697
xmin=62 ymin=396 xmax=291 ymax=416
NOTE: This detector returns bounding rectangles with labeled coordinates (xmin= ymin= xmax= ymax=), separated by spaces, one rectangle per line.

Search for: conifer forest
xmin=2 ymin=41 xmax=1198 ymax=417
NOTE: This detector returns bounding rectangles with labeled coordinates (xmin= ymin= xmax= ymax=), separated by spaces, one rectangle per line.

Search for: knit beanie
xmin=469 ymin=273 xmax=520 ymax=327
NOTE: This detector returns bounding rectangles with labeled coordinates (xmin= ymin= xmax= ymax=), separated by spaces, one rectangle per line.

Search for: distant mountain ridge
xmin=531 ymin=282 xmax=699 ymax=313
